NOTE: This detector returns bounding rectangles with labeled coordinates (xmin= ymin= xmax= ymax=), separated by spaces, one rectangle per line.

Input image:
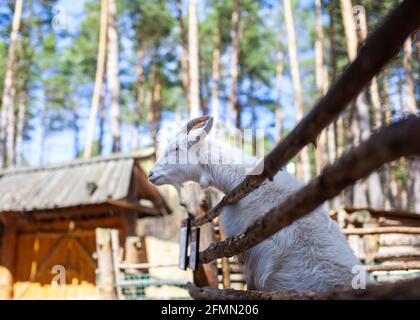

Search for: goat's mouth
xmin=148 ymin=175 xmax=164 ymax=185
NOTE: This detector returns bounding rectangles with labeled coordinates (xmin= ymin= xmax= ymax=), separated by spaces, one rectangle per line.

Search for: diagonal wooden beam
xmin=73 ymin=238 xmax=97 ymax=271
xmin=187 ymin=277 xmax=420 ymax=300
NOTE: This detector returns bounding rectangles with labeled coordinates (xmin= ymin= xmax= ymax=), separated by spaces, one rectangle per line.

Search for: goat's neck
xmin=203 ymin=139 xmax=256 ymax=194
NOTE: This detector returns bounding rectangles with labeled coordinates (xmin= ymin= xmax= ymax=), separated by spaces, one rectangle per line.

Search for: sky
xmin=19 ymin=0 xmax=315 ymax=167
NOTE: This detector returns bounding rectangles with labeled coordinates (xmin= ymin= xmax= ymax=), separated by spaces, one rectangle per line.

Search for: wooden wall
xmin=5 ymin=214 xmax=125 ymax=299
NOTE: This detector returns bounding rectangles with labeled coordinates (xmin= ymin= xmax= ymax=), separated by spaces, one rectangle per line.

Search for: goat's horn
xmin=185 ymin=115 xmax=211 ymax=133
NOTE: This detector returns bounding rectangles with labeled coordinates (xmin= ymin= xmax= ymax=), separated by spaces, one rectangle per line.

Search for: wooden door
xmin=13 ymin=231 xmax=98 ymax=299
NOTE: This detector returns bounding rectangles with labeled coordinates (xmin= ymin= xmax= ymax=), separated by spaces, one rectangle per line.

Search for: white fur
xmin=149 ymin=117 xmax=366 ymax=292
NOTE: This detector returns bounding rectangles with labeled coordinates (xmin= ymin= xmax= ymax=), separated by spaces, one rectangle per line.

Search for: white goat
xmin=149 ymin=116 xmax=366 ymax=292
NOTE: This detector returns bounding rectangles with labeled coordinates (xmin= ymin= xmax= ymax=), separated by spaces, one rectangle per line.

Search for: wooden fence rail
xmin=343 ymin=227 xmax=420 ymax=235
xmin=193 ymin=0 xmax=420 ymax=227
xmin=187 ymin=277 xmax=420 ymax=300
xmin=199 ymin=116 xmax=420 ymax=263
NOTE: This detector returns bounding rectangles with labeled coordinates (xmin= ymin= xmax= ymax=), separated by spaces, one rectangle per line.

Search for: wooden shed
xmin=0 ymin=153 xmax=171 ymax=299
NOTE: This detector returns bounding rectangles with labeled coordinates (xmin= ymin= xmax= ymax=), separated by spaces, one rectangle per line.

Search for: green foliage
xmin=0 ymin=0 xmax=417 ymax=171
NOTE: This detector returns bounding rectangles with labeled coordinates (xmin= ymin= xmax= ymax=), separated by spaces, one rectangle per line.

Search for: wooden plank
xmin=113 ymin=160 xmax=134 ymax=200
xmin=106 ymin=161 xmax=128 ymax=203
xmin=90 ymin=160 xmax=116 ymax=203
xmin=343 ymin=206 xmax=420 ymax=221
xmin=107 ymin=199 xmax=161 ymax=216
xmin=0 ymin=214 xmax=18 ymax=299
xmin=18 ymin=214 xmax=122 ymax=233
xmin=57 ymin=165 xmax=92 ymax=207
xmin=187 ymin=277 xmax=420 ymax=300
xmin=19 ymin=230 xmax=96 ymax=238
xmin=374 ymin=248 xmax=420 ymax=262
xmin=30 ymin=237 xmax=66 ymax=282
xmin=365 ymin=263 xmax=420 ymax=272
xmin=219 ymin=227 xmax=231 ymax=289
xmin=343 ymin=227 xmax=420 ymax=235
xmin=374 ymin=254 xmax=420 ymax=262
xmin=8 ymin=204 xmax=115 ymax=220
xmin=379 ymin=234 xmax=420 ymax=246
xmin=118 ymin=263 xmax=178 ymax=269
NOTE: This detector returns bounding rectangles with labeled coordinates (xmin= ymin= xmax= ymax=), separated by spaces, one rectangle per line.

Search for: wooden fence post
xmin=181 ymin=184 xmax=219 ymax=288
xmin=110 ymin=229 xmax=124 ymax=299
xmin=95 ymin=228 xmax=117 ymax=299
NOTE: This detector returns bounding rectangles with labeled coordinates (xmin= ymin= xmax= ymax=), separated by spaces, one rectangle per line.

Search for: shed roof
xmin=0 ymin=153 xmax=161 ymax=213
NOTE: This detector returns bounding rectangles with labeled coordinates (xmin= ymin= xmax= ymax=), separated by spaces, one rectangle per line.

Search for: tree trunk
xmin=340 ymin=0 xmax=367 ymax=207
xmin=39 ymin=94 xmax=48 ymax=165
xmin=150 ymin=71 xmax=161 ymax=151
xmin=416 ymin=32 xmax=420 ymax=62
xmin=327 ymin=3 xmax=338 ymax=164
xmin=107 ymin=0 xmax=121 ymax=153
xmin=188 ymin=0 xmax=200 ymax=117
xmin=357 ymin=6 xmax=386 ymax=209
xmin=283 ymin=0 xmax=311 ymax=182
xmin=403 ymin=37 xmax=417 ymax=115
xmin=211 ymin=28 xmax=221 ymax=125
xmin=199 ymin=57 xmax=210 ymax=115
xmin=358 ymin=8 xmax=382 ymax=128
xmin=382 ymin=76 xmax=398 ymax=209
xmin=228 ymin=0 xmax=240 ymax=129
xmin=98 ymin=87 xmax=105 ymax=155
xmin=314 ymin=0 xmax=327 ymax=175
xmin=72 ymin=99 xmax=80 ymax=158
xmin=176 ymin=0 xmax=190 ymax=115
xmin=84 ymin=0 xmax=108 ymax=158
xmin=0 ymin=0 xmax=23 ymax=168
xmin=396 ymin=72 xmax=409 ymax=209
xmin=6 ymin=61 xmax=17 ymax=166
xmin=340 ymin=0 xmax=383 ymax=208
xmin=15 ymin=88 xmax=25 ymax=167
xmin=275 ymin=50 xmax=284 ymax=141
xmin=403 ymin=36 xmax=420 ymax=212
xmin=340 ymin=0 xmax=357 ymax=61
xmin=134 ymin=37 xmax=145 ymax=149
xmin=409 ymin=158 xmax=420 ymax=212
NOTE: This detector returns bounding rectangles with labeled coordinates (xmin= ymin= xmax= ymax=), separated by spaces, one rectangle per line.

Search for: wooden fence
xmin=188 ymin=0 xmax=420 ymax=299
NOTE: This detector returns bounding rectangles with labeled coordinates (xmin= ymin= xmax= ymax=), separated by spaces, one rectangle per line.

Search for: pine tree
xmin=107 ymin=0 xmax=121 ymax=153
xmin=0 ymin=0 xmax=23 ymax=167
xmin=188 ymin=0 xmax=200 ymax=117
xmin=284 ymin=0 xmax=311 ymax=183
